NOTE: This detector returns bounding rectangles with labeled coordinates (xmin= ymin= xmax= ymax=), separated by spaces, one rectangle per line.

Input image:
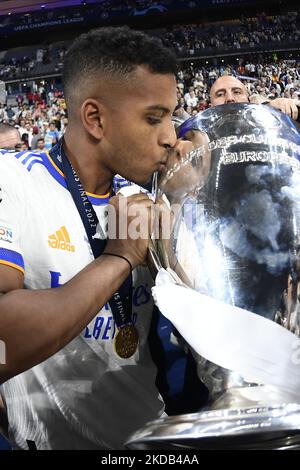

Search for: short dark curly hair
xmin=62 ymin=26 xmax=177 ymax=103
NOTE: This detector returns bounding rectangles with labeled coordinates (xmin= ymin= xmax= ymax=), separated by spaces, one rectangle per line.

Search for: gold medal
xmin=114 ymin=324 xmax=139 ymax=359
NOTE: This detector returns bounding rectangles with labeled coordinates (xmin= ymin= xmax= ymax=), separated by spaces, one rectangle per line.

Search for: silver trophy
xmin=127 ymin=103 xmax=300 ymax=449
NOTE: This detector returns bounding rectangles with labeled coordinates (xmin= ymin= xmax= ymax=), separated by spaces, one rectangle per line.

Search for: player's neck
xmin=63 ymin=132 xmax=112 ymax=196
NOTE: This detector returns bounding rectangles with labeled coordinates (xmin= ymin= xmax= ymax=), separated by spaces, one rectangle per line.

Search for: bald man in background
xmin=183 ymin=75 xmax=300 ymax=149
xmin=210 ymin=75 xmax=300 ymax=120
xmin=0 ymin=123 xmax=22 ymax=150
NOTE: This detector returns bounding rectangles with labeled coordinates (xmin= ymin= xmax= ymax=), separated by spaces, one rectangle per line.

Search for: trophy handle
xmin=151 ymin=170 xmax=159 ymax=202
xmin=147 ymin=239 xmax=162 ymax=280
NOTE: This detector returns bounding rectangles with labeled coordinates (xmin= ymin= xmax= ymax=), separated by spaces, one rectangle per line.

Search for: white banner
xmin=152 ymin=268 xmax=300 ymax=399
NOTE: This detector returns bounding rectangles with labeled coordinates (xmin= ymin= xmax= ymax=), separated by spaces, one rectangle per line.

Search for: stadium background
xmin=0 ymin=0 xmax=299 ymax=450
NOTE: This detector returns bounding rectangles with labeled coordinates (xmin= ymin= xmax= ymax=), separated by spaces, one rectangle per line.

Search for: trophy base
xmin=126 ymin=401 xmax=300 ymax=450
xmin=208 ymin=384 xmax=299 ymax=410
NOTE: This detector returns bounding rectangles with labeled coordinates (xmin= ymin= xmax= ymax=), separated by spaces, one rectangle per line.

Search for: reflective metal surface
xmin=141 ymin=104 xmax=300 ymax=449
xmin=126 ymin=403 xmax=300 ymax=449
xmin=151 ymin=103 xmax=300 ymax=400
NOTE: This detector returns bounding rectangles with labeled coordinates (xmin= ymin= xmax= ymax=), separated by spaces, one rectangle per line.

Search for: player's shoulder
xmin=0 ymin=149 xmax=48 ymax=178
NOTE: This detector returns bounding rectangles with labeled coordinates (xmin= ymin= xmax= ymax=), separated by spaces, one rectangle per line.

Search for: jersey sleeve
xmin=0 ymin=154 xmax=26 ymax=274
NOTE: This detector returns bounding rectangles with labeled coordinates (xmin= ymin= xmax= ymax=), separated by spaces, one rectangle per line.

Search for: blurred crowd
xmin=174 ymin=58 xmax=300 ymax=117
xmin=162 ymin=11 xmax=300 ymax=56
xmin=0 ymin=45 xmax=66 ymax=80
xmin=0 ymin=88 xmax=67 ymax=152
xmin=0 ymin=0 xmax=172 ymax=27
xmin=0 ymin=55 xmax=300 ymax=151
xmin=1 ymin=11 xmax=299 ymax=81
xmin=0 ymin=6 xmax=300 ymax=152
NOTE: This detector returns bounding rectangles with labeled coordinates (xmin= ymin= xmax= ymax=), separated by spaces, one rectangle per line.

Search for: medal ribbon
xmin=49 ymin=139 xmax=133 ymax=331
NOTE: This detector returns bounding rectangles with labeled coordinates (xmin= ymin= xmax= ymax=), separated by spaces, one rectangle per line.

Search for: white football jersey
xmin=0 ymin=150 xmax=163 ymax=449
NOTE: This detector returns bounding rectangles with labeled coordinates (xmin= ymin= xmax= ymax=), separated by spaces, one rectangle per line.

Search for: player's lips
xmin=157 ymin=161 xmax=167 ymax=171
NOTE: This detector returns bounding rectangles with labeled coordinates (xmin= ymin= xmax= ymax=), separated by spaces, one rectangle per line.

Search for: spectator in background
xmin=197 ymin=98 xmax=208 ymax=111
xmin=20 ymin=141 xmax=28 ymax=151
xmin=40 ymin=120 xmax=49 ymax=138
xmin=44 ymin=121 xmax=60 ymax=150
xmin=5 ymin=106 xmax=15 ymax=121
xmin=17 ymin=118 xmax=27 ymax=139
xmin=210 ymin=75 xmax=300 ymax=120
xmin=61 ymin=116 xmax=68 ymax=133
xmin=34 ymin=137 xmax=46 ymax=152
xmin=0 ymin=123 xmax=22 ymax=150
xmin=30 ymin=125 xmax=42 ymax=150
xmin=184 ymin=87 xmax=198 ymax=108
xmin=24 ymin=122 xmax=33 ymax=148
xmin=15 ymin=93 xmax=24 ymax=105
xmin=0 ymin=105 xmax=8 ymax=122
xmin=173 ymin=101 xmax=190 ymax=121
xmin=53 ymin=112 xmax=62 ymax=131
xmin=35 ymin=110 xmax=48 ymax=128
xmin=26 ymin=90 xmax=34 ymax=106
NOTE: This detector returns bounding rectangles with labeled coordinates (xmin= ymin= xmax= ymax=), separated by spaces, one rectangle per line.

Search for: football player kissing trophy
xmin=127 ymin=103 xmax=300 ymax=450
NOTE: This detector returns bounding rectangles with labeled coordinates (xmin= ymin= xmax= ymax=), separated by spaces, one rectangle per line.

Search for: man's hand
xmin=105 ymin=193 xmax=155 ymax=270
xmin=268 ymin=98 xmax=300 ymax=121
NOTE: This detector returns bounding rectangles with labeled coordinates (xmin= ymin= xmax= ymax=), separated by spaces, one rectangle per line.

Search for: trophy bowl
xmin=129 ymin=103 xmax=300 ymax=449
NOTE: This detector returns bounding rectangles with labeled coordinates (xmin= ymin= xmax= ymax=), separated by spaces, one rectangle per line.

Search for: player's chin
xmin=134 ymin=171 xmax=154 ymax=186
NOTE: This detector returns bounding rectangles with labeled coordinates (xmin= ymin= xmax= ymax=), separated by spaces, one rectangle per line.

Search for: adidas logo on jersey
xmin=48 ymin=226 xmax=75 ymax=252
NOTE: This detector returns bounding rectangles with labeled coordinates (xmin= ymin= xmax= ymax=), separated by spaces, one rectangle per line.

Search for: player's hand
xmin=104 ymin=193 xmax=154 ymax=269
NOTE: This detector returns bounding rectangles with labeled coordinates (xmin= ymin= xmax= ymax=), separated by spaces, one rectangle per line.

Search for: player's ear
xmin=80 ymin=98 xmax=106 ymax=140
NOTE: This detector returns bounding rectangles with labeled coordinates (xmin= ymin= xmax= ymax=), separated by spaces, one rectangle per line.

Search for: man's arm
xmin=267 ymin=98 xmax=300 ymax=121
xmin=0 ymin=193 xmax=153 ymax=384
xmin=249 ymin=94 xmax=300 ymax=120
xmin=0 ymin=255 xmax=130 ymax=383
xmin=0 ymin=265 xmax=23 ymax=293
